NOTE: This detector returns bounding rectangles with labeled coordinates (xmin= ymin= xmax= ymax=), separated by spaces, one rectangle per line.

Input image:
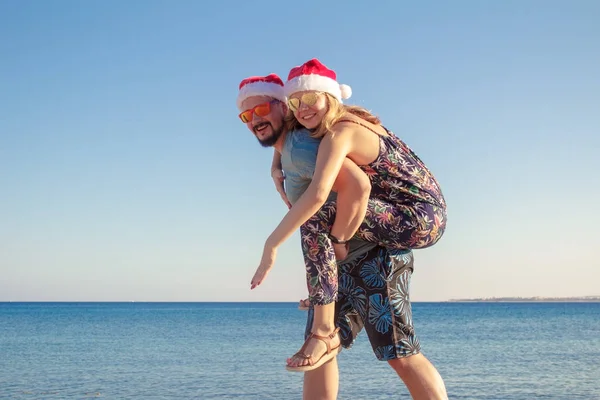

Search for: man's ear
xmin=279 ymin=101 xmax=290 ymax=116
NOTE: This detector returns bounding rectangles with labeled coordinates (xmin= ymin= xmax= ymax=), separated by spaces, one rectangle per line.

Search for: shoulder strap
xmin=336 ymin=118 xmax=384 ymax=136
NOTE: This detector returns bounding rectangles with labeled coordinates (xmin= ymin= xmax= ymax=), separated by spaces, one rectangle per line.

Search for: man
xmin=237 ymin=73 xmax=448 ymax=400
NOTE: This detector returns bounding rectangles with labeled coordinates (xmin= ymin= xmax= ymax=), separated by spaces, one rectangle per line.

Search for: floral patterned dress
xmin=301 ymin=120 xmax=447 ymax=305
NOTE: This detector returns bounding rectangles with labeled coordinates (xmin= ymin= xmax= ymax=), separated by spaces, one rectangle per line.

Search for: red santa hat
xmin=284 ymin=58 xmax=352 ymax=102
xmin=236 ymin=73 xmax=286 ymax=110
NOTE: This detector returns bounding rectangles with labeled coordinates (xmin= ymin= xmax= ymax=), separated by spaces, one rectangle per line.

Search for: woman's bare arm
xmin=264 ymin=131 xmax=353 ymax=248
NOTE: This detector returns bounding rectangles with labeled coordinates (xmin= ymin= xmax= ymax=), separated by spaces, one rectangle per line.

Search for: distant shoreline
xmin=447 ymin=296 xmax=600 ymax=303
xmin=2 ymin=298 xmax=600 ymax=303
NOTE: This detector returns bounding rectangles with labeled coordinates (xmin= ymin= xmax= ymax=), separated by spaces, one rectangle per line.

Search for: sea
xmin=0 ymin=302 xmax=598 ymax=399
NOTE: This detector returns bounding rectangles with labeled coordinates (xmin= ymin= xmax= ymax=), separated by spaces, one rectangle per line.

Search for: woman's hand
xmin=251 ymin=241 xmax=278 ymax=289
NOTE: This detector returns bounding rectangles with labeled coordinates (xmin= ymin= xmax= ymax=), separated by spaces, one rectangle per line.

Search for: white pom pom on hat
xmin=339 ymin=84 xmax=352 ymax=100
xmin=284 ymin=58 xmax=352 ymax=103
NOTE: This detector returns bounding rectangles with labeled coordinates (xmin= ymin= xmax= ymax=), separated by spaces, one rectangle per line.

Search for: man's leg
xmin=343 ymin=248 xmax=448 ymax=400
xmin=303 ymin=358 xmax=339 ymax=400
xmin=301 ymin=260 xmax=365 ymax=399
xmin=388 ymin=354 xmax=448 ymax=400
xmin=383 ymin=251 xmax=447 ymax=399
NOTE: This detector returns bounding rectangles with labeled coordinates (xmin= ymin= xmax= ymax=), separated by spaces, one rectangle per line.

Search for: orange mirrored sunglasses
xmin=287 ymin=92 xmax=321 ymax=112
xmin=238 ymin=100 xmax=278 ymax=123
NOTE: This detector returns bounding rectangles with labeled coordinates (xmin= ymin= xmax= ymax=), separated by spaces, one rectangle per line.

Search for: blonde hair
xmin=285 ymin=93 xmax=383 ymax=139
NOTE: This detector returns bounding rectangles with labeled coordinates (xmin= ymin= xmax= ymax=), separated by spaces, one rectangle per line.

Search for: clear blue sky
xmin=1 ymin=0 xmax=598 ymax=301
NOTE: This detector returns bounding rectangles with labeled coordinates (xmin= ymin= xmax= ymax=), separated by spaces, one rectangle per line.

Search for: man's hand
xmin=332 ymin=242 xmax=349 ymax=261
xmin=271 ymin=169 xmax=292 ymax=209
xmin=250 ymin=242 xmax=278 ymax=289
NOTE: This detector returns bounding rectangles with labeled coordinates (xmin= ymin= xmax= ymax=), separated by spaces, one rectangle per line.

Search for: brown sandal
xmin=285 ymin=327 xmax=341 ymax=372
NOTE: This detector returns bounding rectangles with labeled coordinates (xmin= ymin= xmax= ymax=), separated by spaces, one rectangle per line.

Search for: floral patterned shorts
xmin=304 ymin=245 xmax=421 ymax=361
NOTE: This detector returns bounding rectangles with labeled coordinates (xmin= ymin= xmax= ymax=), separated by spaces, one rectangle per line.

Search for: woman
xmin=251 ymin=58 xmax=447 ymax=372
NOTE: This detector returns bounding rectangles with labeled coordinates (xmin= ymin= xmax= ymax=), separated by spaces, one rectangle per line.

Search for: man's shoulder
xmin=285 ymin=128 xmax=321 ymax=153
xmin=287 ymin=128 xmax=319 ymax=142
xmin=288 ymin=129 xmax=320 ymax=165
xmin=280 ymin=128 xmax=321 ymax=190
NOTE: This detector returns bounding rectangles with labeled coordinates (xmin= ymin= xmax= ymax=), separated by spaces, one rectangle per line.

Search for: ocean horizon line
xmin=1 ymin=297 xmax=599 ymax=304
xmin=0 ymin=300 xmax=445 ymax=303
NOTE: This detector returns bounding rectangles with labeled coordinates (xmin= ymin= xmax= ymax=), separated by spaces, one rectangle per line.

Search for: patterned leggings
xmin=301 ymin=198 xmax=445 ymax=305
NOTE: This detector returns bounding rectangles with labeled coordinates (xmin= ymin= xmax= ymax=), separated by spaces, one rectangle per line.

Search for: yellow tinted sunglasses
xmin=239 ymin=100 xmax=278 ymax=123
xmin=287 ymin=92 xmax=322 ymax=112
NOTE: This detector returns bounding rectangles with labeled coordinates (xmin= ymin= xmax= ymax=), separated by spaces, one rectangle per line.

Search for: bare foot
xmin=298 ymin=299 xmax=310 ymax=310
xmin=286 ymin=328 xmax=341 ymax=368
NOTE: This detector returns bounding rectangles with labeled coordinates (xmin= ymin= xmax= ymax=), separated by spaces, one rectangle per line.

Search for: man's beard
xmin=254 ymin=122 xmax=284 ymax=148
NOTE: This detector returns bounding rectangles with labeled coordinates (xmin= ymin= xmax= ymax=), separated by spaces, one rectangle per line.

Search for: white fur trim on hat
xmin=284 ymin=75 xmax=352 ymax=102
xmin=236 ymin=81 xmax=286 ymax=110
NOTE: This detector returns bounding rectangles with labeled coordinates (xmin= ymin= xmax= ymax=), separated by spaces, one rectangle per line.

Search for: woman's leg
xmin=287 ymin=302 xmax=340 ymax=368
xmin=329 ymin=158 xmax=372 ymax=260
xmin=303 ymin=198 xmax=444 ymax=254
xmin=286 ymin=212 xmax=341 ymax=369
